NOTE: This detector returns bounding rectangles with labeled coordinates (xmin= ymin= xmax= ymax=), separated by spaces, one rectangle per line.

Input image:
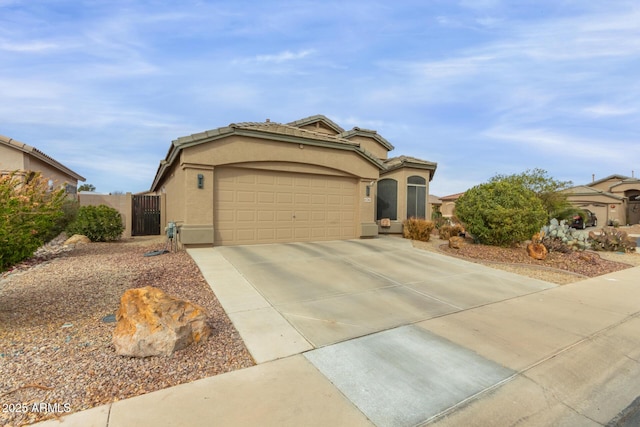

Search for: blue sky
xmin=2 ymin=0 xmax=639 ymax=196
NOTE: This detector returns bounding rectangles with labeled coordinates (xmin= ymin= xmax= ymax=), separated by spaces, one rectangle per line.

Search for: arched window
xmin=407 ymin=176 xmax=426 ymax=219
xmin=376 ymin=178 xmax=397 ymax=220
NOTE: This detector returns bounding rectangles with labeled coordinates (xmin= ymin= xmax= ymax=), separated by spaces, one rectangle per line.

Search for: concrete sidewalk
xmin=33 ymin=241 xmax=640 ymax=427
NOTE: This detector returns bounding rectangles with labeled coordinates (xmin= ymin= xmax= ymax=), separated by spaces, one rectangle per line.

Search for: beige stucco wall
xmin=0 ymin=145 xmax=80 ymax=192
xmin=27 ymin=156 xmax=80 ymax=190
xmin=440 ymin=201 xmax=457 ymax=218
xmin=182 ymin=136 xmax=378 ymax=178
xmin=78 ymin=193 xmax=132 ymax=238
xmin=377 ymin=168 xmax=432 ymax=233
xmin=347 ymin=135 xmax=388 ymax=160
xmin=589 ymin=178 xmax=621 ymax=192
xmin=0 ymin=144 xmax=25 ymax=170
xmin=157 ymin=159 xmax=187 ymax=227
xmin=157 ymin=135 xmax=382 ymax=245
xmin=610 ymin=182 xmax=640 ymax=194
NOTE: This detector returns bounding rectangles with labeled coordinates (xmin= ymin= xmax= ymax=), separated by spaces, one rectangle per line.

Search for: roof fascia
xmin=340 ymin=128 xmax=395 ymax=151
xmin=0 ymin=137 xmax=85 ymax=182
xmin=287 ymin=115 xmax=345 ymax=134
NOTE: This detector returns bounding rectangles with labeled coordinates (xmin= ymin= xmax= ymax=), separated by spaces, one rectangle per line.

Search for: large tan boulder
xmin=112 ymin=286 xmax=210 ymax=357
xmin=64 ymin=234 xmax=91 ymax=245
xmin=449 ymin=236 xmax=465 ymax=249
xmin=526 ymin=242 xmax=548 ymax=260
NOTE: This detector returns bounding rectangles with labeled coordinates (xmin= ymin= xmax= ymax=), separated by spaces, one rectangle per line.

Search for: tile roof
xmin=286 ymin=115 xmax=345 ymax=134
xmin=384 ymin=155 xmax=437 ymax=170
xmin=339 ymin=127 xmax=394 ymax=151
xmin=0 ymin=134 xmax=85 ymax=181
xmin=561 ymin=185 xmax=624 ymax=200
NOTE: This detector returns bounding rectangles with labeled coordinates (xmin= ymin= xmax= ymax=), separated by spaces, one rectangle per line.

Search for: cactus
xmin=541 ymin=218 xmax=590 ymax=252
xmin=589 ymin=227 xmax=637 ymax=253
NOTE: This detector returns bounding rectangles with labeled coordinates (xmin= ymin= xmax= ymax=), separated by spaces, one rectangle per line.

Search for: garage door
xmin=579 ymin=203 xmax=607 ymax=226
xmin=214 ymin=167 xmax=357 ymax=245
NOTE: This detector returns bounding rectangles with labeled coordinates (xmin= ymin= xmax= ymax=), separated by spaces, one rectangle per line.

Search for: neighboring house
xmin=429 ymin=194 xmax=442 ymax=218
xmin=563 ymin=174 xmax=640 ymax=225
xmin=0 ymin=134 xmax=85 ymax=194
xmin=150 ymin=115 xmax=437 ymax=246
xmin=439 ymin=192 xmax=464 ymax=218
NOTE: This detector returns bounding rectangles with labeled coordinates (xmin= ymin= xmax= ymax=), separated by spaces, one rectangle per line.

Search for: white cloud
xmin=252 ymin=49 xmax=315 ymax=64
xmin=582 ymin=104 xmax=636 ymax=117
xmin=0 ymin=39 xmax=59 ymax=52
xmin=484 ymin=126 xmax=640 ymax=164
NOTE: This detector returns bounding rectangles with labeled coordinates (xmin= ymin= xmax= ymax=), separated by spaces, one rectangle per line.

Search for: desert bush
xmin=439 ymin=224 xmax=464 ymax=240
xmin=67 ymin=204 xmax=124 ymax=242
xmin=491 ymin=168 xmax=573 ymax=221
xmin=540 ymin=218 xmax=589 ymax=252
xmin=402 ymin=218 xmax=435 ymax=242
xmin=455 ymin=179 xmax=547 ymax=247
xmin=0 ymin=172 xmax=66 ymax=271
xmin=589 ymin=227 xmax=637 ymax=253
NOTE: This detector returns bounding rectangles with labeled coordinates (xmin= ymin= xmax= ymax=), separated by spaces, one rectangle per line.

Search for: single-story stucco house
xmin=439 ymin=192 xmax=464 ymax=218
xmin=150 ymin=115 xmax=437 ymax=246
xmin=0 ymin=134 xmax=85 ymax=194
xmin=563 ymin=174 xmax=640 ymax=226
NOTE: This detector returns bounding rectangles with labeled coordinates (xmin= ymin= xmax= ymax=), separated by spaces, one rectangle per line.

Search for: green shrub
xmin=42 ymin=199 xmax=79 ymax=242
xmin=402 ymin=218 xmax=435 ymax=242
xmin=439 ymin=224 xmax=464 ymax=240
xmin=589 ymin=227 xmax=637 ymax=253
xmin=67 ymin=204 xmax=124 ymax=242
xmin=0 ymin=172 xmax=66 ymax=271
xmin=456 ymin=179 xmax=547 ymax=247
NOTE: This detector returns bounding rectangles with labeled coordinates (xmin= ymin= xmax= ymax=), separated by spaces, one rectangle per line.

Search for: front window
xmin=407 ymin=176 xmax=426 ymax=219
xmin=376 ymin=178 xmax=397 ymax=220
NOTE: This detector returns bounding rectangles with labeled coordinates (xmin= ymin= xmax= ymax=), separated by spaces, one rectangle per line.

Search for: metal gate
xmin=132 ymin=195 xmax=161 ymax=236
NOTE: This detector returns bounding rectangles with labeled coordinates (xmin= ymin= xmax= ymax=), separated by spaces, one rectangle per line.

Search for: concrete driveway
xmin=189 ymin=237 xmax=555 ymax=360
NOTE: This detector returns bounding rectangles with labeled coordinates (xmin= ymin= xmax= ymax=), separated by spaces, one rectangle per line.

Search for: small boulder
xmin=112 ymin=286 xmax=210 ymax=357
xmin=64 ymin=234 xmax=91 ymax=245
xmin=449 ymin=236 xmax=465 ymax=249
xmin=527 ymin=242 xmax=548 ymax=260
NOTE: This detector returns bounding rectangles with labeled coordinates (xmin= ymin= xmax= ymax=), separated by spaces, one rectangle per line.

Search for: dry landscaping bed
xmin=413 ymin=232 xmax=639 ymax=285
xmin=0 ymin=237 xmax=254 ymax=427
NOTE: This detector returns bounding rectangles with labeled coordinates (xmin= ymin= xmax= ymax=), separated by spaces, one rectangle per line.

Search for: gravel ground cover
xmin=413 ymin=232 xmax=639 ymax=285
xmin=0 ymin=237 xmax=254 ymax=427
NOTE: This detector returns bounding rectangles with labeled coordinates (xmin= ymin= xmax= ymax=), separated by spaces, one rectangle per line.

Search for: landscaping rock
xmin=449 ymin=236 xmax=465 ymax=249
xmin=112 ymin=286 xmax=210 ymax=357
xmin=64 ymin=234 xmax=91 ymax=245
xmin=527 ymin=242 xmax=548 ymax=260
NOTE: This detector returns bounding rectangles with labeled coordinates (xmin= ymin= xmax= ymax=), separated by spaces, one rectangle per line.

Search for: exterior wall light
xmin=197 ymin=174 xmax=204 ymax=189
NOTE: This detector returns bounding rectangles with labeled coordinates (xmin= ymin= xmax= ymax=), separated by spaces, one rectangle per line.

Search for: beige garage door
xmin=214 ymin=167 xmax=357 ymax=245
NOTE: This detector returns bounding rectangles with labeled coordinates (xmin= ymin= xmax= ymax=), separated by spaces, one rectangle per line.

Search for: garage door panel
xmin=312 ymin=194 xmax=327 ymax=205
xmin=237 ymin=174 xmax=256 ymax=184
xmin=218 ymin=190 xmax=235 ymax=202
xmin=236 ymin=229 xmax=256 ymax=242
xmin=237 ymin=211 xmax=255 ymax=222
xmin=257 ymin=229 xmax=275 ymax=240
xmin=215 ymin=168 xmax=357 ymax=245
xmin=256 ymin=174 xmax=275 ymax=185
xmin=327 ymin=195 xmax=342 ymax=205
xmin=277 ymin=176 xmax=294 ymax=186
xmin=257 ymin=192 xmax=275 ymax=203
xmin=237 ymin=191 xmax=256 ymax=203
xmin=276 ymin=211 xmax=293 ymax=221
xmin=277 ymin=193 xmax=293 ymax=204
xmin=276 ymin=228 xmax=293 ymax=239
xmin=257 ymin=211 xmax=275 ymax=221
